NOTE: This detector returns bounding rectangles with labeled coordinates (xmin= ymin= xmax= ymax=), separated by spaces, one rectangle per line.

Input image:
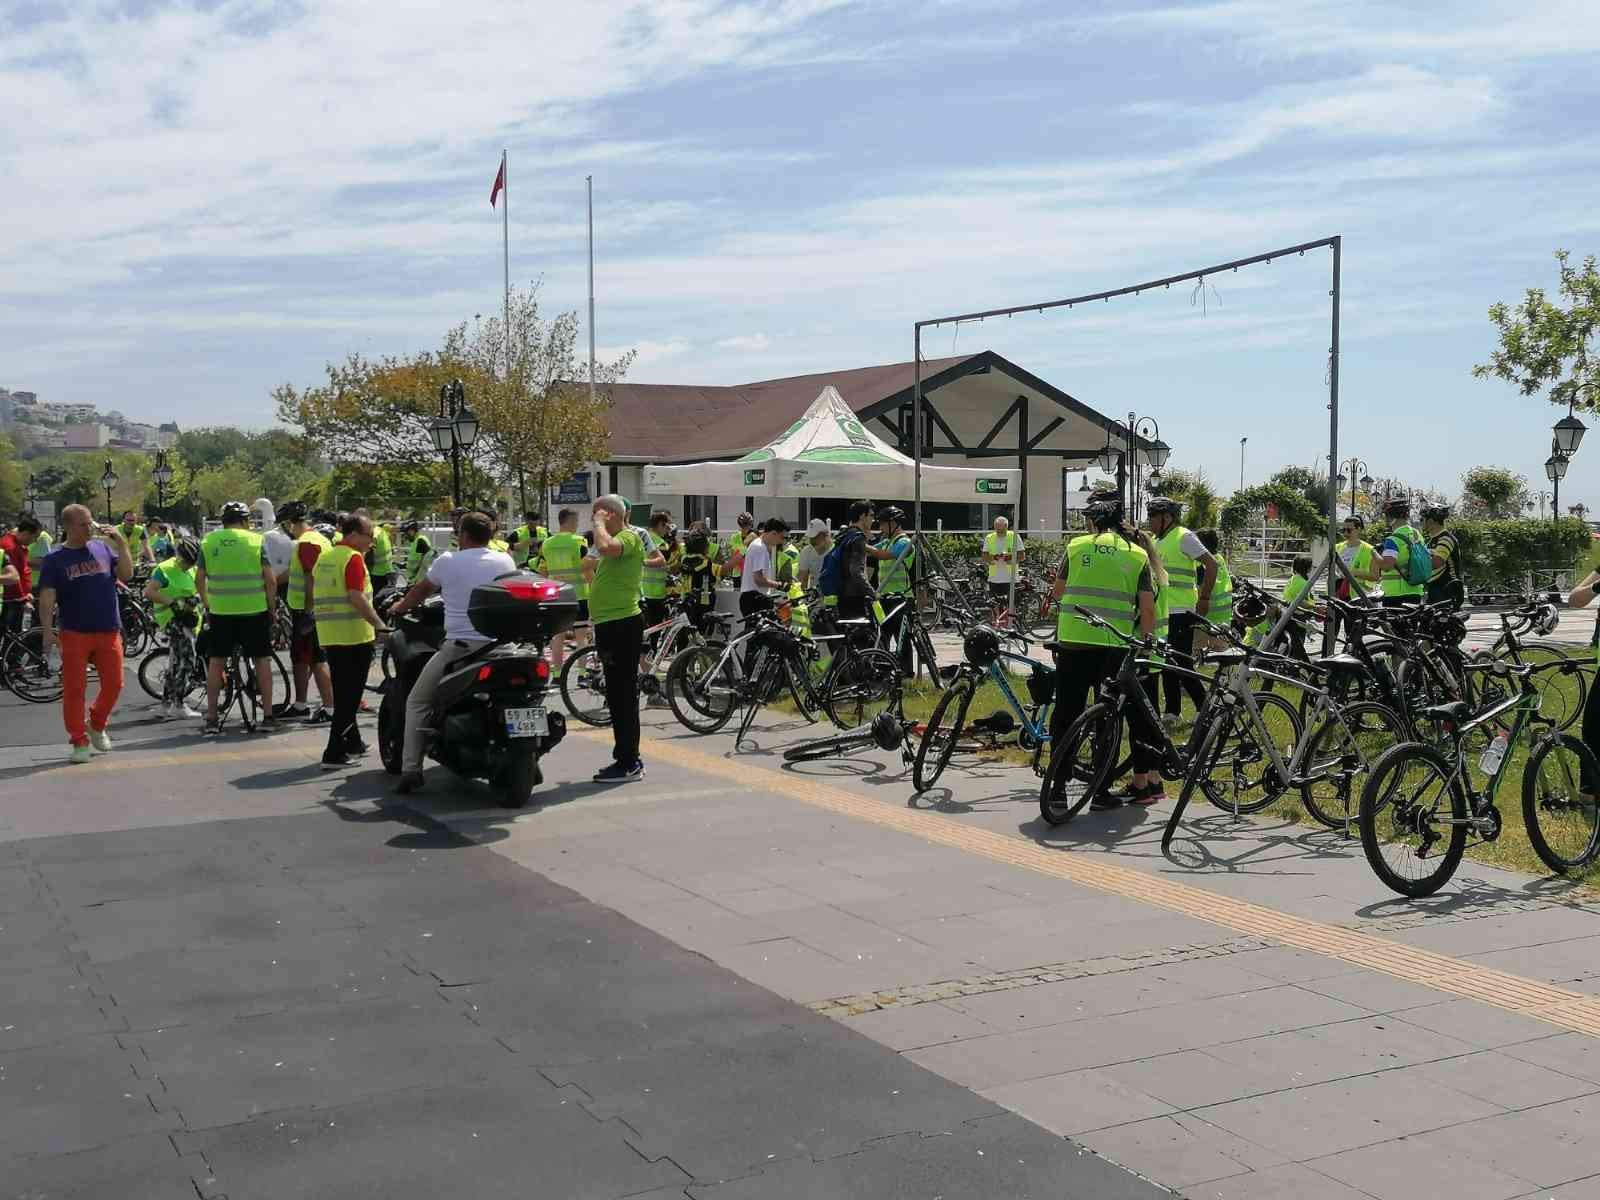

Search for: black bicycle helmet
xmin=1234 ymin=593 xmax=1268 ymax=625
xmin=176 ymin=537 xmax=200 ymax=564
xmin=878 ymin=505 xmax=907 ymax=526
xmin=314 ymin=523 xmax=336 ymax=539
xmin=400 ymin=519 xmax=420 ymax=534
xmin=219 ymin=500 xmax=251 ymax=523
xmin=1419 ymin=504 xmax=1450 ymax=523
xmin=277 ymin=500 xmax=308 ymax=524
xmin=1084 ymin=489 xmax=1124 ymax=523
xmin=870 ymin=710 xmax=905 ymax=751
xmin=963 ymin=625 xmax=1001 ymax=669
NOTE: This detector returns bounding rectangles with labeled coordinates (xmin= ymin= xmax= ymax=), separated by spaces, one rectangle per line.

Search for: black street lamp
xmin=1096 ymin=412 xmax=1169 ymax=524
xmin=24 ymin=472 xmax=37 ymax=514
xmin=430 ymin=378 xmax=480 ymax=509
xmin=1544 ymin=403 xmax=1587 ymax=522
xmin=1335 ymin=457 xmax=1373 ymax=517
xmin=99 ymin=459 xmax=119 ymax=525
xmin=152 ymin=449 xmax=173 ymax=516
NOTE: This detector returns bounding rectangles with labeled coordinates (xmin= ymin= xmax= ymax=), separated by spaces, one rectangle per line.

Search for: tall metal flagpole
xmin=587 ymin=176 xmax=596 ymax=407
xmin=502 ymin=150 xmax=510 ymax=378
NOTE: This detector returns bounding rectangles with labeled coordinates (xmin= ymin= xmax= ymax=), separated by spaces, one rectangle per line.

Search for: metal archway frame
xmin=911 ymin=236 xmax=1344 ymax=594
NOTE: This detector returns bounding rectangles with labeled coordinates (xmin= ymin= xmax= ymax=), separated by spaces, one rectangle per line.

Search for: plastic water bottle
xmin=1478 ymin=731 xmax=1509 ymax=777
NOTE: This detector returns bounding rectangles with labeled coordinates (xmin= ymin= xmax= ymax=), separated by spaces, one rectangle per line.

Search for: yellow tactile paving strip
xmin=612 ymin=729 xmax=1600 ymax=1040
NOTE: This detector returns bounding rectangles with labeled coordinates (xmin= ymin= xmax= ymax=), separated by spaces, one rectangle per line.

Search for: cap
xmin=806 ymin=518 xmax=830 ymax=538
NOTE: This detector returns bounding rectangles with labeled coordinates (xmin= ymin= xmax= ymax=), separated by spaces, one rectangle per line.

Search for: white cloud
xmin=715 ymin=333 xmax=773 ymax=352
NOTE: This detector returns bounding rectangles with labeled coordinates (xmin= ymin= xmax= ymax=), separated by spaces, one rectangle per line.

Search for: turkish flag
xmin=490 ymin=159 xmax=505 ymax=208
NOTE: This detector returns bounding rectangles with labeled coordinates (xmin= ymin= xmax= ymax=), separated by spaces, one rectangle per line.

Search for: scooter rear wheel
xmin=377 ymin=688 xmax=404 ymax=774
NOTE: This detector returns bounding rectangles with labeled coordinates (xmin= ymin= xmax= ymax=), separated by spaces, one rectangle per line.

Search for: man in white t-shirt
xmin=739 ymin=518 xmax=788 ymax=618
xmin=386 ymin=510 xmax=516 ymax=793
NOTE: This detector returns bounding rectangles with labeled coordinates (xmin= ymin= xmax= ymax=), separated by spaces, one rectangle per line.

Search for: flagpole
xmin=502 ymin=149 xmax=510 ymax=379
xmin=587 ymin=175 xmax=596 ymax=406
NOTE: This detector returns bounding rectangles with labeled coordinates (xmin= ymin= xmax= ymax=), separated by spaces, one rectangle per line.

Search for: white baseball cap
xmin=806 ymin=518 xmax=830 ymax=538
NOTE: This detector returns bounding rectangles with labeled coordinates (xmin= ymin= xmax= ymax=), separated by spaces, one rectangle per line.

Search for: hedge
xmin=1447 ymin=517 xmax=1592 ymax=593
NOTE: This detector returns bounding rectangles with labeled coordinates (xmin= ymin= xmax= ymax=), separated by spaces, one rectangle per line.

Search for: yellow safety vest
xmin=1057 ymin=532 xmax=1148 ymax=647
xmin=287 ymin=528 xmax=331 ymax=612
xmin=313 ymin=544 xmax=374 ymax=646
xmin=1155 ymin=526 xmax=1198 ymax=614
xmin=983 ymin=531 xmax=1017 ymax=582
xmin=201 ymin=527 xmax=268 ymax=615
xmin=538 ymin=531 xmax=588 ymax=600
xmin=370 ymin=526 xmax=393 ymax=576
xmin=150 ymin=556 xmax=197 ymax=629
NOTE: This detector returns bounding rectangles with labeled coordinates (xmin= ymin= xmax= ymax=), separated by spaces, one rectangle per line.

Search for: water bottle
xmin=1477 ymin=731 xmax=1509 ymax=777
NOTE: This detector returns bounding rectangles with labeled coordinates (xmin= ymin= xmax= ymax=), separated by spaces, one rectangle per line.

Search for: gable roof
xmin=601 ymin=355 xmax=976 ymax=461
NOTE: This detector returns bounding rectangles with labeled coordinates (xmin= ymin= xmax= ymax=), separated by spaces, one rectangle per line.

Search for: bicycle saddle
xmin=1423 ymin=700 xmax=1471 ymax=724
xmin=1309 ymin=653 xmax=1364 ymax=672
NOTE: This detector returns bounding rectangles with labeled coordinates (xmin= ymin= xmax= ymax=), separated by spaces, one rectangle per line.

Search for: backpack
xmin=1396 ymin=527 xmax=1432 ymax=586
xmin=817 ymin=528 xmax=862 ymax=598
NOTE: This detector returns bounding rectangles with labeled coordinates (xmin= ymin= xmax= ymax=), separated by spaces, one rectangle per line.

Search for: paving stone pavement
xmin=11 ymin=654 xmax=1600 ymax=1197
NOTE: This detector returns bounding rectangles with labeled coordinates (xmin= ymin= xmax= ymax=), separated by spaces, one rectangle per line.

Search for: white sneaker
xmin=88 ymin=728 xmax=113 ymax=753
xmin=177 ymin=703 xmax=203 ymax=719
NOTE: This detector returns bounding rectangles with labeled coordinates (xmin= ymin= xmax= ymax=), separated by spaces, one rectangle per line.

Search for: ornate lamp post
xmin=1546 ymin=403 xmax=1587 ymax=522
xmin=24 ymin=472 xmax=38 ymax=514
xmin=1335 ymin=457 xmax=1372 ymax=518
xmin=1528 ymin=491 xmax=1553 ymax=521
xmin=430 ymin=379 xmax=480 ymax=509
xmin=99 ymin=459 xmax=119 ymax=525
xmin=1097 ymin=413 xmax=1169 ymax=525
xmin=152 ymin=449 xmax=173 ymax=516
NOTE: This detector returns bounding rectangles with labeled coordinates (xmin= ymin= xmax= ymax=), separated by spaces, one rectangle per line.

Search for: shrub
xmin=1448 ymin=517 xmax=1592 ymax=593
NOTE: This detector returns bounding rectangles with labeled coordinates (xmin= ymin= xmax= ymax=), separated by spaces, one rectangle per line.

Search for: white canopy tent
xmin=643 ymin=386 xmax=1020 ymax=503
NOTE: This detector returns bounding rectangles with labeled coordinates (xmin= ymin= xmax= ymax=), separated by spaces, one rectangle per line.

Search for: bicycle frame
xmin=983 ymin=649 xmax=1053 ymax=745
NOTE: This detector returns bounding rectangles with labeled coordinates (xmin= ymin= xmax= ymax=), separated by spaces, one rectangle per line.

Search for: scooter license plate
xmin=504 ymin=706 xmax=548 ymax=738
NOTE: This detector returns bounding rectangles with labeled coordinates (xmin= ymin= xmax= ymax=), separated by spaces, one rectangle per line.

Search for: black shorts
xmin=206 ymin=611 xmax=273 ymax=660
xmin=287 ymin=607 xmax=326 ymax=666
xmin=989 ymin=582 xmax=1015 ymax=603
xmin=574 ymin=599 xmax=589 ymax=623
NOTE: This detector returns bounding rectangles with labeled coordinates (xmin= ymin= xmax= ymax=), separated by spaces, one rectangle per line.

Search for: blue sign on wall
xmin=554 ymin=473 xmax=591 ymax=504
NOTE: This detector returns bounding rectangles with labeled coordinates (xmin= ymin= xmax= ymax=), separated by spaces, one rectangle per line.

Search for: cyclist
xmin=981 ymin=516 xmax=1021 ymax=616
xmin=196 ymin=500 xmax=279 ymax=736
xmin=537 ymin=508 xmax=590 ymax=671
xmin=25 ymin=516 xmax=54 ymax=599
xmin=507 ymin=512 xmax=549 ymax=569
xmin=1566 ymin=568 xmax=1600 ymax=803
xmin=1420 ymin=504 xmax=1464 ymax=611
xmin=403 ymin=520 xmax=436 ymax=586
xmin=273 ymin=501 xmax=334 ymax=723
xmin=722 ymin=512 xmax=755 ymax=582
xmin=640 ymin=510 xmax=676 ymax=631
xmin=1368 ymin=497 xmax=1438 ymax=609
xmin=149 ymin=521 xmax=174 ymax=560
xmin=797 ymin=519 xmax=831 ymax=592
xmin=1147 ymin=497 xmax=1218 ymax=727
xmin=313 ymin=512 xmax=389 ymax=770
xmin=589 ymin=494 xmax=647 ymax=784
xmin=738 ymin=518 xmax=788 ymax=618
xmin=677 ymin=526 xmax=717 ymax=636
xmin=0 ymin=513 xmax=34 ymax=638
xmin=36 ymin=506 xmax=133 ymax=762
xmin=361 ymin=508 xmax=395 ymax=593
xmin=1050 ymin=491 xmax=1158 ymax=810
xmin=144 ymin=537 xmax=203 ymax=719
xmin=118 ymin=510 xmax=155 ymax=565
xmin=1194 ymin=529 xmax=1233 ymax=639
xmin=872 ymin=507 xmax=916 ymax=674
xmin=827 ymin=501 xmax=878 ymax=622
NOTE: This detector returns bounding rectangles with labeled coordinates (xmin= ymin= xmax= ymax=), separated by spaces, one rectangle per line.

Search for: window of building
xmin=683 ymin=495 xmax=717 ymax=530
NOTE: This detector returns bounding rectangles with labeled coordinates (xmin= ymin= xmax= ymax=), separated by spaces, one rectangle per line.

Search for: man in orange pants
xmin=36 ymin=504 xmax=133 ymax=763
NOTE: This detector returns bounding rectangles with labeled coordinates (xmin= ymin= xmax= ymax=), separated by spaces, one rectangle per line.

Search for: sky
xmin=5 ymin=0 xmax=1600 ymax=510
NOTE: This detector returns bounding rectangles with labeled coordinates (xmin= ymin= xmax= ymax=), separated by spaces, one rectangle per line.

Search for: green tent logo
xmin=744 ymin=468 xmax=767 ymax=486
xmin=836 ymin=417 xmax=874 ymax=449
xmin=975 ymin=478 xmax=1009 ymax=495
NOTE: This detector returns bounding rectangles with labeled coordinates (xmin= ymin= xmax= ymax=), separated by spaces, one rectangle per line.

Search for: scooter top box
xmin=467 ymin=573 xmax=578 ymax=643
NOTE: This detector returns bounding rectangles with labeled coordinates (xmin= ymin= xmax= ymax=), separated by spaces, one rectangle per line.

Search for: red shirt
xmin=343 ymin=554 xmax=368 ymax=592
xmin=296 ymin=540 xmax=324 ymax=574
xmin=0 ymin=532 xmax=30 ymax=601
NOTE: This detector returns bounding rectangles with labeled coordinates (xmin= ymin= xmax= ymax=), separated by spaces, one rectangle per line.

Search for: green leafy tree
xmin=1474 ymin=250 xmax=1600 ymax=411
xmin=1268 ymin=465 xmax=1333 ymax=517
xmin=1459 ymin=466 xmax=1529 ymax=519
xmin=191 ymin=457 xmax=259 ymax=519
xmin=1148 ymin=467 xmax=1219 ymax=529
xmin=0 ymin=434 xmax=22 ymax=514
xmin=176 ymin=427 xmax=252 ymax=471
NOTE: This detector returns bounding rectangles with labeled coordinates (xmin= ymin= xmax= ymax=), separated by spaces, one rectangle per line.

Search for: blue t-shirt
xmin=39 ymin=542 xmax=121 ymax=634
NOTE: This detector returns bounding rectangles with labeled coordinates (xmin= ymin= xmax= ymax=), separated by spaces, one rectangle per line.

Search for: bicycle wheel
xmin=1039 ymin=701 xmax=1120 ymax=825
xmin=138 ymin=648 xmax=170 ymax=701
xmin=1299 ymin=702 xmax=1405 ymax=830
xmin=1359 ymin=740 xmax=1467 ymax=898
xmin=783 ymin=729 xmax=878 ymax=763
xmin=912 ymin=674 xmax=975 ymax=792
xmin=735 ymin=653 xmax=783 ymax=747
xmin=558 ymin=645 xmax=612 ymax=727
xmin=1163 ymin=707 xmax=1235 ymax=850
xmin=4 ymin=628 xmax=62 ymax=704
xmin=665 ymin=641 xmax=738 ymax=735
xmin=1502 ymin=643 xmax=1586 ymax=733
xmin=1199 ymin=691 xmax=1302 ymax=815
xmin=120 ymin=607 xmax=152 ymax=658
xmin=825 ymin=647 xmax=902 ymax=731
xmin=1522 ymin=733 xmax=1600 ymax=872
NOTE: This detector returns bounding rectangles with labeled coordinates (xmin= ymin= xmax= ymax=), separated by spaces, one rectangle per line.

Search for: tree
xmin=1268 ymin=465 xmax=1332 ymax=518
xmin=191 ymin=457 xmax=259 ymax=519
xmin=0 ymin=434 xmax=22 ymax=514
xmin=1148 ymin=467 xmax=1219 ymax=529
xmin=453 ymin=284 xmax=633 ymax=522
xmin=1459 ymin=466 xmax=1529 ymax=519
xmin=1474 ymin=250 xmax=1600 ymax=412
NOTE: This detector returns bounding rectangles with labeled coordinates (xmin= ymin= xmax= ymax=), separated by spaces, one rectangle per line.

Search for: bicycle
xmin=0 ymin=622 xmax=61 ymax=703
xmin=666 ymin=609 xmax=900 ymax=743
xmin=912 ymin=628 xmax=1055 ymax=792
xmin=192 ymin=626 xmax=290 ymax=733
xmin=116 ymin=582 xmax=157 ymax=658
xmin=783 ymin=711 xmax=916 ymax=766
xmin=559 ymin=599 xmax=724 ymax=726
xmin=1038 ymin=613 xmax=1304 ymax=826
xmin=876 ymin=590 xmax=946 ymax=691
xmin=1358 ymin=657 xmax=1599 ymax=897
xmin=136 ymin=601 xmax=210 ymax=707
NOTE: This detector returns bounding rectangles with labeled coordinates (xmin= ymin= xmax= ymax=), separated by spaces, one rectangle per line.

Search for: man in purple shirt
xmin=37 ymin=504 xmax=133 ymax=763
